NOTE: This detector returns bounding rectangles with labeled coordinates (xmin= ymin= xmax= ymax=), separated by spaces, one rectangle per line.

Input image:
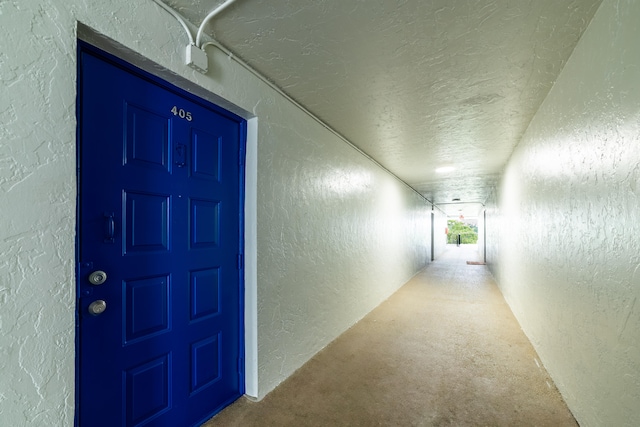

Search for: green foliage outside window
xmin=447 ymin=219 xmax=478 ymax=244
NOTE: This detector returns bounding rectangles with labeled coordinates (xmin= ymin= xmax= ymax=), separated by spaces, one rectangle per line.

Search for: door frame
xmin=75 ymin=34 xmax=257 ymax=423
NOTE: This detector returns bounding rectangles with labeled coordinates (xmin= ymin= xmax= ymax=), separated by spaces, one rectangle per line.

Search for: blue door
xmin=77 ymin=44 xmax=244 ymax=426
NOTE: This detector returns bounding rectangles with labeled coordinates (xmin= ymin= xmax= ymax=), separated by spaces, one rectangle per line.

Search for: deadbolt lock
xmin=88 ymin=270 xmax=107 ymax=285
xmin=88 ymin=300 xmax=107 ymax=316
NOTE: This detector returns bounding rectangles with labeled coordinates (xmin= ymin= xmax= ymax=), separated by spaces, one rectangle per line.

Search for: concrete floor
xmin=203 ymin=245 xmax=577 ymax=426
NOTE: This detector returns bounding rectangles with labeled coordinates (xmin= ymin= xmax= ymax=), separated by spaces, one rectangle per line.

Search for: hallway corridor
xmin=204 ymin=245 xmax=576 ymax=426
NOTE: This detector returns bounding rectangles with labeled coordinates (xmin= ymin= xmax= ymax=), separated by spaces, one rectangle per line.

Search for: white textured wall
xmin=476 ymin=210 xmax=485 ymax=261
xmin=486 ymin=0 xmax=640 ymax=425
xmin=432 ymin=209 xmax=448 ymax=259
xmin=0 ymin=0 xmax=430 ymax=424
xmin=258 ymin=138 xmax=430 ymax=394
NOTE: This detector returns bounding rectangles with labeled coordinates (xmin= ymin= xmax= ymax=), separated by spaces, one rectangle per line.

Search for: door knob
xmin=88 ymin=270 xmax=107 ymax=285
xmin=88 ymin=300 xmax=107 ymax=316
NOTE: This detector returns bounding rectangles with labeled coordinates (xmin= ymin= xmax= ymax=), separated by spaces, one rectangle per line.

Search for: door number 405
xmin=171 ymin=106 xmax=193 ymax=121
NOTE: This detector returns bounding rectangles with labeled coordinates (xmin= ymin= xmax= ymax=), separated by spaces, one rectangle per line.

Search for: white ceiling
xmin=162 ymin=0 xmax=602 ymax=217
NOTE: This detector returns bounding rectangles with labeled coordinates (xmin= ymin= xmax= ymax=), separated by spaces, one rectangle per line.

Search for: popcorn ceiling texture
xmin=181 ymin=0 xmax=602 ymax=206
xmin=0 ymin=0 xmax=430 ymax=424
xmin=485 ymin=0 xmax=640 ymax=425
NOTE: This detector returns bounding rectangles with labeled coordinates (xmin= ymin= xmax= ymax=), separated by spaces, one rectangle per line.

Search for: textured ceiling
xmin=162 ymin=0 xmax=602 ymax=217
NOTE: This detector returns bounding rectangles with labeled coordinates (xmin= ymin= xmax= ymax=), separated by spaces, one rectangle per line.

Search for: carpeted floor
xmin=202 ymin=245 xmax=577 ymax=427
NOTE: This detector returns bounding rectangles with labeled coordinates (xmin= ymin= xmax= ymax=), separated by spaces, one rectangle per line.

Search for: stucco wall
xmin=476 ymin=209 xmax=485 ymax=262
xmin=432 ymin=208 xmax=448 ymax=260
xmin=0 ymin=1 xmax=430 ymax=424
xmin=486 ymin=0 xmax=640 ymax=425
xmin=257 ymin=144 xmax=430 ymax=393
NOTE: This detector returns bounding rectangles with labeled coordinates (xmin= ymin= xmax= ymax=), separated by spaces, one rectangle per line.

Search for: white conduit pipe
xmin=150 ymin=0 xmax=432 ymax=205
xmin=151 ymin=0 xmax=194 ymax=45
xmin=201 ymin=40 xmax=432 ymax=205
xmin=196 ymin=0 xmax=237 ymax=47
